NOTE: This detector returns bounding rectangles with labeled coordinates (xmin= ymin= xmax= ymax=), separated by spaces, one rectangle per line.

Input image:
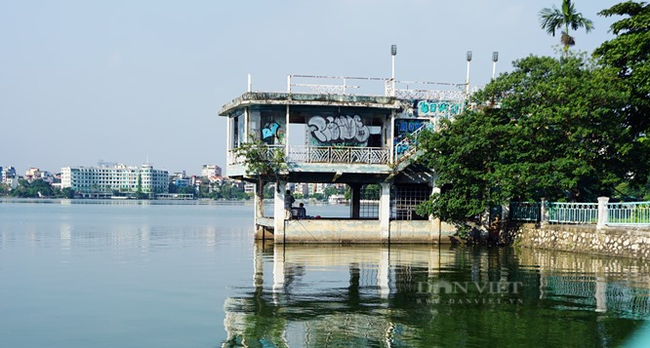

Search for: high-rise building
xmin=201 ymin=164 xmax=222 ymax=178
xmin=61 ymin=163 xmax=169 ymax=196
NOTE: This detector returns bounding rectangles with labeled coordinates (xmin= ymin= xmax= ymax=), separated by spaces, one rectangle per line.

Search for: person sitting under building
xmin=291 ymin=202 xmax=308 ymax=219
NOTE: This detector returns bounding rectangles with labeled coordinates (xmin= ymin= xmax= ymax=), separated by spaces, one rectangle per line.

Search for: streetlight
xmin=465 ymin=51 xmax=472 ymax=98
xmin=492 ymin=51 xmax=499 ymax=80
xmin=391 ymin=44 xmax=397 ymax=96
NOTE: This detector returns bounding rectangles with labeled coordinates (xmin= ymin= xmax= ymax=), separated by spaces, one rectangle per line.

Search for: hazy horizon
xmin=2 ymin=0 xmax=622 ymax=176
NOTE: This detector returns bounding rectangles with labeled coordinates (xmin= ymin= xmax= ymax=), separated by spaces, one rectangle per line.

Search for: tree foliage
xmin=232 ymin=137 xmax=287 ymax=187
xmin=594 ymin=1 xmax=650 ymax=135
xmin=416 ymin=54 xmax=645 ymax=223
xmin=539 ymin=0 xmax=594 ymax=56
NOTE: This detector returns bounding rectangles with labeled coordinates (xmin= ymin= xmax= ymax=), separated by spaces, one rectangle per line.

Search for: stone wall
xmin=511 ymin=223 xmax=650 ymax=260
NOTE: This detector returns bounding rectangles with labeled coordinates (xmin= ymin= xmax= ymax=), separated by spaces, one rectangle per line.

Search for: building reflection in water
xmin=223 ymin=242 xmax=650 ymax=348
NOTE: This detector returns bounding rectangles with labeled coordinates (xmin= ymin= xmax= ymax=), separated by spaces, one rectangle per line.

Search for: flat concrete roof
xmin=219 ymin=92 xmax=400 ymax=116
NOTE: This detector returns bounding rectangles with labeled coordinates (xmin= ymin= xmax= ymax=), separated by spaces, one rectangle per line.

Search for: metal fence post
xmin=597 ymin=197 xmax=609 ymax=229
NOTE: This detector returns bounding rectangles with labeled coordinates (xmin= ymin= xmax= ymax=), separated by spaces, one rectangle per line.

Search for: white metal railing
xmin=608 ymin=202 xmax=650 ymax=225
xmin=228 ymin=145 xmax=389 ymax=166
xmin=547 ymin=202 xmax=599 ymax=224
xmin=287 ymin=74 xmax=467 ymax=101
xmin=288 ymin=145 xmax=388 ymax=164
xmin=394 ymin=122 xmax=435 ymax=163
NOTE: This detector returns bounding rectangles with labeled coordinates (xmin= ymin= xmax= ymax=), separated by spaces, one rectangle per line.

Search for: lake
xmin=1 ymin=199 xmax=650 ymax=347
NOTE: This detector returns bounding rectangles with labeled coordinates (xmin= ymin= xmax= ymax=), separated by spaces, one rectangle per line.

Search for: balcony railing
xmin=287 ymin=145 xmax=388 ymax=164
xmin=228 ymin=145 xmax=389 ymax=166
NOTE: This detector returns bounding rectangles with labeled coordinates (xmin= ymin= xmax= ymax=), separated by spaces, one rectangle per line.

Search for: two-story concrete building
xmin=219 ymin=74 xmax=465 ymax=243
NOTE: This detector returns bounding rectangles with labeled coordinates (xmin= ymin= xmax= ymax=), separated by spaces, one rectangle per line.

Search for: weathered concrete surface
xmin=219 ymin=92 xmax=399 ymax=116
xmin=267 ymin=219 xmax=456 ymax=244
xmin=389 ymin=220 xmax=456 ymax=243
xmin=512 ymin=223 xmax=650 ymax=260
xmin=277 ymin=219 xmax=385 ymax=243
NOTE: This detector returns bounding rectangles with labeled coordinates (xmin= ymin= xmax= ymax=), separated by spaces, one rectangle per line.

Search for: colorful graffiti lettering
xmin=396 ymin=119 xmax=425 ymax=133
xmin=395 ymin=143 xmax=410 ymax=155
xmin=261 ymin=121 xmax=283 ymax=144
xmin=393 ymin=119 xmax=431 ymax=157
xmin=308 ymin=115 xmax=370 ymax=145
xmin=417 ymin=100 xmax=463 ymax=117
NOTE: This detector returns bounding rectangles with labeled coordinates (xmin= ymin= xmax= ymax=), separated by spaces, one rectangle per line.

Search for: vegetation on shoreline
xmin=416 ymin=1 xmax=650 ymax=226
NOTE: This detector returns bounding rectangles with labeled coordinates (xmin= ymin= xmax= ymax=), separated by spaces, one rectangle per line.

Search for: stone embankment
xmin=511 ymin=223 xmax=650 ymax=260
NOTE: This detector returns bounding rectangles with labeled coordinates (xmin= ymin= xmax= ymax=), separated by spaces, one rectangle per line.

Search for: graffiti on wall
xmin=394 ymin=119 xmax=431 ymax=155
xmin=308 ymin=115 xmax=376 ymax=146
xmin=416 ymin=100 xmax=464 ymax=118
xmin=261 ymin=121 xmax=285 ymax=144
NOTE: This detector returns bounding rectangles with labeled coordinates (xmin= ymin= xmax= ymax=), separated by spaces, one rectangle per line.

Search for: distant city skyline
xmin=2 ymin=0 xmax=622 ymax=175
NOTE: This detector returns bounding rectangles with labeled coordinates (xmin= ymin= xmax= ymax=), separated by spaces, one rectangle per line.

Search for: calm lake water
xmin=1 ymin=199 xmax=650 ymax=348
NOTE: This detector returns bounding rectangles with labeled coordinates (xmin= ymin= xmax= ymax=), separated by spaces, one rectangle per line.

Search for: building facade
xmin=61 ymin=163 xmax=169 ymax=197
xmin=219 ymin=74 xmax=464 ymax=243
xmin=201 ymin=164 xmax=222 ymax=178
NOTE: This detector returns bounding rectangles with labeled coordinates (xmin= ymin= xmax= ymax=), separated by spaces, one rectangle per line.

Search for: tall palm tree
xmin=539 ymin=0 xmax=594 ymax=56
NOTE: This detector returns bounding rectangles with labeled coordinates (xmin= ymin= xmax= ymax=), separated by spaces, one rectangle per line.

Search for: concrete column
xmin=349 ymin=184 xmax=361 ymax=219
xmin=254 ymin=181 xmax=264 ymax=220
xmin=254 ymin=180 xmax=266 ymax=240
xmin=389 ymin=111 xmax=396 ymax=164
xmin=274 ymin=181 xmax=287 ymax=243
xmin=379 ymin=182 xmax=391 ymax=241
xmin=540 ymin=198 xmax=549 ymax=226
xmin=226 ymin=117 xmax=232 ymax=157
xmin=244 ymin=106 xmax=249 ymax=140
xmin=431 ymin=174 xmax=441 ymax=242
xmin=597 ymin=197 xmax=609 ymax=229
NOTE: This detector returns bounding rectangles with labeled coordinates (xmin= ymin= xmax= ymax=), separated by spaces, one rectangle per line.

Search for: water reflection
xmin=223 ymin=244 xmax=650 ymax=348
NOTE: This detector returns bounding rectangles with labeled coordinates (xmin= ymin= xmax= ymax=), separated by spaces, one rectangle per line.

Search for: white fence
xmin=510 ymin=198 xmax=650 ymax=227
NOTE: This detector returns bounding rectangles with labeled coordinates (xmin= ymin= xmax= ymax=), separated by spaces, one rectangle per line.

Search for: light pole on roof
xmin=492 ymin=51 xmax=499 ymax=81
xmin=391 ymin=44 xmax=397 ymax=96
xmin=465 ymin=51 xmax=472 ymax=98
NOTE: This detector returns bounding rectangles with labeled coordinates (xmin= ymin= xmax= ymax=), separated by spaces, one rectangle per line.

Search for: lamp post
xmin=391 ymin=44 xmax=397 ymax=96
xmin=492 ymin=51 xmax=499 ymax=81
xmin=465 ymin=50 xmax=472 ymax=98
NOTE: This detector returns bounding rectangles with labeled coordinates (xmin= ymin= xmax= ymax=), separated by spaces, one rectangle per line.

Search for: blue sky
xmin=0 ymin=0 xmax=622 ymax=176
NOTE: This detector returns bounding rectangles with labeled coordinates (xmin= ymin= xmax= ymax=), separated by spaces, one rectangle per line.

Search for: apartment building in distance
xmin=61 ymin=163 xmax=169 ymax=198
xmin=0 ymin=166 xmax=18 ymax=189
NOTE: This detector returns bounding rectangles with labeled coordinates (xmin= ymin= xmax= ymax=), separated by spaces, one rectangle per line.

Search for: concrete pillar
xmin=379 ymin=182 xmax=391 ymax=241
xmin=349 ymin=184 xmax=361 ymax=219
xmin=274 ymin=181 xmax=287 ymax=243
xmin=540 ymin=198 xmax=549 ymax=226
xmin=597 ymin=197 xmax=609 ymax=229
xmin=254 ymin=181 xmax=264 ymax=219
xmin=254 ymin=180 xmax=267 ymax=240
xmin=431 ymin=175 xmax=441 ymax=242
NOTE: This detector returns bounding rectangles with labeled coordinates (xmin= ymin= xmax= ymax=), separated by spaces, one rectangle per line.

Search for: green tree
xmin=11 ymin=179 xmax=55 ymax=198
xmin=233 ymin=137 xmax=287 ymax=213
xmin=322 ymin=186 xmax=339 ymax=198
xmin=594 ymin=1 xmax=650 ymax=139
xmin=59 ymin=187 xmax=75 ymax=199
xmin=539 ymin=0 xmax=594 ymax=56
xmin=0 ymin=183 xmax=10 ymax=196
xmin=416 ymin=54 xmax=637 ymax=224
